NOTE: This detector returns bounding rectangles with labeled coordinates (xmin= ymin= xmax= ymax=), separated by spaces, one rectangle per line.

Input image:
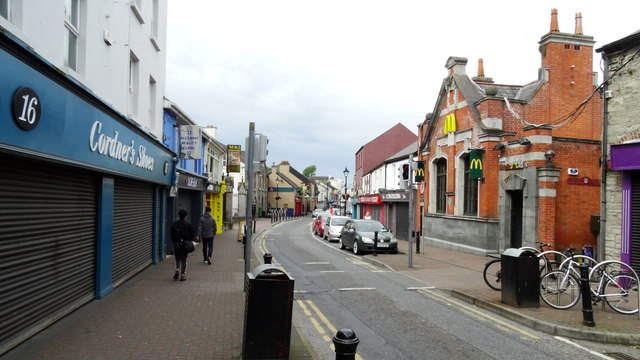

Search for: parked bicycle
xmin=483 ymin=242 xmax=562 ymax=291
xmin=540 ymin=254 xmax=639 ymax=315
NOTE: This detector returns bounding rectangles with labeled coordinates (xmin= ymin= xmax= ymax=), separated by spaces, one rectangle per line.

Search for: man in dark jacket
xmin=196 ymin=207 xmax=217 ymax=265
xmin=170 ymin=209 xmax=195 ymax=281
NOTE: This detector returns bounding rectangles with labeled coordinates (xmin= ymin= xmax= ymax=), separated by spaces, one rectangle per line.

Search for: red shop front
xmin=358 ymin=194 xmax=384 ymax=223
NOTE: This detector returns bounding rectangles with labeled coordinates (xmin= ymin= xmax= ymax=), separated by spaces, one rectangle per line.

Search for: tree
xmin=303 ymin=165 xmax=316 ymax=177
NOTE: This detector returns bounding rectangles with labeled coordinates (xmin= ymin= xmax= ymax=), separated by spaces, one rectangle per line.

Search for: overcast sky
xmin=165 ymin=1 xmax=640 ymax=182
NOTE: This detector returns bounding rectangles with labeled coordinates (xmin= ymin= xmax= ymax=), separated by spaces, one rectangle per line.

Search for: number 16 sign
xmin=12 ymin=86 xmax=42 ymax=131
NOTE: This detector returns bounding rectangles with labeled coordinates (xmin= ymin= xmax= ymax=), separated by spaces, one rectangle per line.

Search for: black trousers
xmin=202 ymin=236 xmax=214 ymax=260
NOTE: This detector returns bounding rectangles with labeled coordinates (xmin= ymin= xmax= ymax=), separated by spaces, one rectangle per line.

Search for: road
xmin=255 ymin=219 xmax=637 ymax=360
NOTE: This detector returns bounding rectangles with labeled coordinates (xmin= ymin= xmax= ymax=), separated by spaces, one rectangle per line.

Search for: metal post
xmin=244 ymin=123 xmax=255 ymax=275
xmin=263 ymin=253 xmax=272 ymax=264
xmin=407 ymin=155 xmax=413 ymax=268
xmin=333 ymin=329 xmax=359 ymax=360
xmin=373 ymin=231 xmax=378 ymax=257
xmin=578 ymin=263 xmax=595 ymax=327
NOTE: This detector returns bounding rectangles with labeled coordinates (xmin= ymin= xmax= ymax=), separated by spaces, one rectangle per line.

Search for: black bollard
xmin=263 ymin=253 xmax=272 ymax=264
xmin=415 ymin=231 xmax=420 ymax=254
xmin=578 ymin=263 xmax=595 ymax=327
xmin=333 ymin=328 xmax=359 ymax=360
xmin=373 ymin=231 xmax=378 ymax=256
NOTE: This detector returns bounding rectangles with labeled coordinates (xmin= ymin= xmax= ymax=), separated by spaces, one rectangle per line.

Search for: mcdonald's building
xmin=416 ymin=11 xmax=602 ymax=257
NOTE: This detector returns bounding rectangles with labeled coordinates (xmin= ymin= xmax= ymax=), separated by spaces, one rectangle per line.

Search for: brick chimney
xmin=575 ymin=12 xmax=583 ymax=35
xmin=550 ymin=9 xmax=559 ymax=32
xmin=477 ymin=58 xmax=485 ymax=77
xmin=471 ymin=58 xmax=494 ymax=84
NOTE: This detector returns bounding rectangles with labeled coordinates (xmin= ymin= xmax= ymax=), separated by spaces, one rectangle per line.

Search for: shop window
xmin=435 ymin=158 xmax=447 ymax=213
xmin=463 ymin=155 xmax=478 ymax=215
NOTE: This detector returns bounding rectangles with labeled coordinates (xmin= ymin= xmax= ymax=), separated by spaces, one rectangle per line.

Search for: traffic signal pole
xmin=407 ymin=154 xmax=413 ymax=268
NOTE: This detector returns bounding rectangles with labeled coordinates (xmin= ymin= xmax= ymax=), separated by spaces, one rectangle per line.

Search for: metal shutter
xmin=112 ymin=177 xmax=153 ymax=287
xmin=631 ymin=172 xmax=640 ymax=274
xmin=0 ymin=155 xmax=96 ymax=354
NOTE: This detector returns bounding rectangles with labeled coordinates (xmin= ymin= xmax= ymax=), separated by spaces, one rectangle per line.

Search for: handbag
xmin=181 ymin=239 xmax=195 ymax=253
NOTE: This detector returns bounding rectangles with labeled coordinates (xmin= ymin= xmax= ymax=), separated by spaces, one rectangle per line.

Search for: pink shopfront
xmin=358 ymin=194 xmax=384 ymax=223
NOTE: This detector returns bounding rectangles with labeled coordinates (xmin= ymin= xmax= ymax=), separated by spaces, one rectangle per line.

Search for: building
xmin=354 ymin=123 xmax=417 ymax=221
xmin=417 ymin=9 xmax=602 ymax=256
xmin=597 ymin=30 xmax=640 ymax=272
xmin=0 ymin=1 xmax=170 ymax=354
xmin=269 ymin=161 xmax=309 ymax=216
xmin=202 ymin=126 xmax=227 ymax=233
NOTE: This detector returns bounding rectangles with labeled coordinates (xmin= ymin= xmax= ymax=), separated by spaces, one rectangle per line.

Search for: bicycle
xmin=483 ymin=242 xmax=561 ymax=291
xmin=540 ymin=255 xmax=639 ymax=315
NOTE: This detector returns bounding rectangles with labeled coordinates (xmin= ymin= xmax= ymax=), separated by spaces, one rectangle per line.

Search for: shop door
xmin=631 ymin=172 xmax=640 ymax=274
xmin=112 ymin=177 xmax=153 ymax=287
xmin=0 ymin=156 xmax=96 ymax=354
xmin=509 ymin=190 xmax=523 ymax=248
xmin=396 ymin=203 xmax=409 ymax=241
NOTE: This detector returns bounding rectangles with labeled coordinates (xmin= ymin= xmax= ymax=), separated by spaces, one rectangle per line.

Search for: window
xmin=435 ymin=158 xmax=447 ymax=213
xmin=129 ymin=52 xmax=139 ymax=118
xmin=1 ymin=0 xmax=9 ymax=20
xmin=574 ymin=45 xmax=581 ymax=51
xmin=64 ymin=0 xmax=79 ymax=70
xmin=463 ymin=155 xmax=479 ymax=215
xmin=149 ymin=76 xmax=157 ymax=129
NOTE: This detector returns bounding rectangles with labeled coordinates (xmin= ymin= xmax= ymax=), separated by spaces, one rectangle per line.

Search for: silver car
xmin=323 ymin=216 xmax=349 ymax=241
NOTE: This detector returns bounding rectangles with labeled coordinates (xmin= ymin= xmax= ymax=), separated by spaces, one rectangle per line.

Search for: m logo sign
xmin=414 ymin=161 xmax=425 ymax=182
xmin=469 ymin=150 xmax=483 ymax=179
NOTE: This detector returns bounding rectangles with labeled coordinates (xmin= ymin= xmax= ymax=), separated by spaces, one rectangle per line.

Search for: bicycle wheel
xmin=483 ymin=259 xmax=502 ymax=291
xmin=603 ymin=273 xmax=639 ymax=315
xmin=540 ymin=270 xmax=581 ymax=309
xmin=539 ymin=260 xmax=560 ymax=278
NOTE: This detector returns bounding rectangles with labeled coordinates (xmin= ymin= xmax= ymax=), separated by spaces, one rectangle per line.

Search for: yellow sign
xmin=444 ymin=114 xmax=457 ymax=134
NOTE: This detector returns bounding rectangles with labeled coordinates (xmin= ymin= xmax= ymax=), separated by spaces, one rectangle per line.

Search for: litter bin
xmin=243 ymin=264 xmax=295 ymax=359
xmin=501 ymin=248 xmax=539 ymax=307
xmin=583 ymin=245 xmax=593 ymax=259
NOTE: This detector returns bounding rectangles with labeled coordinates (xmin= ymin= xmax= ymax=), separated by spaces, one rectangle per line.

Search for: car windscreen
xmin=356 ymin=221 xmax=388 ymax=232
xmin=331 ymin=218 xmax=348 ymax=226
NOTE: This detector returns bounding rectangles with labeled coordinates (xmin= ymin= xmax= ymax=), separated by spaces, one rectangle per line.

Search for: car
xmin=323 ymin=216 xmax=349 ymax=241
xmin=313 ymin=213 xmax=330 ymax=237
xmin=339 ymin=219 xmax=398 ymax=255
xmin=312 ymin=209 xmax=324 ymax=218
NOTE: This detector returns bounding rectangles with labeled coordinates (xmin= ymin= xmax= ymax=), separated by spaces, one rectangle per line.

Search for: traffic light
xmin=414 ymin=161 xmax=425 ymax=182
xmin=402 ymin=164 xmax=409 ymax=180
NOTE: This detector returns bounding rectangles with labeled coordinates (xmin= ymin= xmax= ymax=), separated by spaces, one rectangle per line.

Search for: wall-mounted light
xmin=517 ymin=138 xmax=532 ymax=146
xmin=493 ymin=143 xmax=506 ymax=150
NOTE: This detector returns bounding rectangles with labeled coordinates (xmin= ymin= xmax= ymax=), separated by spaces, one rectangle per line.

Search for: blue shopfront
xmin=0 ymin=34 xmax=174 ymax=354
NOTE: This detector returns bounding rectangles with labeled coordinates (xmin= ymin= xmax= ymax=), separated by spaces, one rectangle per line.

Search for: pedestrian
xmin=170 ymin=209 xmax=195 ymax=281
xmin=196 ymin=206 xmax=217 ymax=265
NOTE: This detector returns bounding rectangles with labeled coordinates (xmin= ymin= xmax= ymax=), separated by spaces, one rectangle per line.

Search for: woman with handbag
xmin=170 ymin=209 xmax=196 ymax=281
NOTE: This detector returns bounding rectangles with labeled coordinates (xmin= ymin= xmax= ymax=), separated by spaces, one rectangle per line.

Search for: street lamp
xmin=275 ymin=177 xmax=280 ymax=210
xmin=343 ymin=167 xmax=349 ymax=216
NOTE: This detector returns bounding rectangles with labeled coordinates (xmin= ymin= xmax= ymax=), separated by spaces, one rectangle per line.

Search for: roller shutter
xmin=112 ymin=177 xmax=153 ymax=287
xmin=631 ymin=172 xmax=640 ymax=274
xmin=0 ymin=156 xmax=96 ymax=354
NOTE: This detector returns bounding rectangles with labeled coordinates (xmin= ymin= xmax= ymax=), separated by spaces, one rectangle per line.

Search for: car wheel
xmin=339 ymin=237 xmax=346 ymax=250
xmin=353 ymin=240 xmax=361 ymax=255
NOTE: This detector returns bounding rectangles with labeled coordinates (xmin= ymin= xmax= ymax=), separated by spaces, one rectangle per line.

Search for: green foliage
xmin=303 ymin=165 xmax=316 ymax=177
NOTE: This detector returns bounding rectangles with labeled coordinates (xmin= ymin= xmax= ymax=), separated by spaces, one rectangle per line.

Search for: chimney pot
xmin=550 ymin=9 xmax=559 ymax=32
xmin=477 ymin=58 xmax=485 ymax=77
xmin=575 ymin=12 xmax=583 ymax=35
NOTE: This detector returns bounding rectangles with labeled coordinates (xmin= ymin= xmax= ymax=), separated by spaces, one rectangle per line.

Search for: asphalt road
xmin=255 ymin=219 xmax=632 ymax=360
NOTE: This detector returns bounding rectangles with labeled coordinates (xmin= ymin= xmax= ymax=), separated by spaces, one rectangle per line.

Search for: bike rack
xmin=588 ymin=260 xmax=640 ymax=320
xmin=537 ymin=250 xmax=567 ymax=262
xmin=558 ymin=255 xmax=598 ymax=272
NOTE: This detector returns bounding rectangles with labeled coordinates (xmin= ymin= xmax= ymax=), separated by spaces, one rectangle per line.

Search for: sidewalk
xmin=360 ymin=239 xmax=640 ymax=346
xmin=1 ymin=217 xmax=315 ymax=360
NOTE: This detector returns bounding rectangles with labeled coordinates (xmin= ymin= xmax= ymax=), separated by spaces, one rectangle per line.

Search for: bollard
xmin=333 ymin=328 xmax=359 ymax=360
xmin=373 ymin=231 xmax=378 ymax=256
xmin=578 ymin=263 xmax=595 ymax=327
xmin=415 ymin=231 xmax=420 ymax=254
xmin=264 ymin=253 xmax=272 ymax=264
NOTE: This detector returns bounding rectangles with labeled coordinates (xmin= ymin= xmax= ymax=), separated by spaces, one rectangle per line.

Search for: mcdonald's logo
xmin=444 ymin=114 xmax=457 ymax=134
xmin=414 ymin=160 xmax=425 ymax=182
xmin=470 ymin=158 xmax=483 ymax=170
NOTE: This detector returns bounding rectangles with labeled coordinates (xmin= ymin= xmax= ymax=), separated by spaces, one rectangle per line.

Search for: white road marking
xmin=337 ymin=287 xmax=376 ymax=291
xmin=407 ymin=286 xmax=436 ymax=290
xmin=553 ymin=337 xmax=615 ymax=360
xmin=305 ymin=262 xmax=330 ymax=264
xmin=320 ymin=270 xmax=345 ymax=273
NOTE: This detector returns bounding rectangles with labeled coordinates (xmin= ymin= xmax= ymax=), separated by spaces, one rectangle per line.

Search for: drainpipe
xmin=598 ymin=51 xmax=609 ymax=262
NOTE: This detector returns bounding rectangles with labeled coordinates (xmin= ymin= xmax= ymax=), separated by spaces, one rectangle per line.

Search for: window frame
xmin=462 ymin=154 xmax=479 ymax=215
xmin=63 ymin=0 xmax=80 ymax=71
xmin=435 ymin=158 xmax=447 ymax=213
xmin=0 ymin=0 xmax=10 ymax=20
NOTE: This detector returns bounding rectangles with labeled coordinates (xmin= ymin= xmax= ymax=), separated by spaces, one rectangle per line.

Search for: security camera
xmin=568 ymin=168 xmax=579 ymax=176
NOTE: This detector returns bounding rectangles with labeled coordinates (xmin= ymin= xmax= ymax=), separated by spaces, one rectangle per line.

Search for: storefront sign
xmin=610 ymin=143 xmax=640 ymax=170
xmin=89 ymin=121 xmax=155 ymax=171
xmin=178 ymin=174 xmax=204 ymax=188
xmin=381 ymin=193 xmax=408 ymax=201
xmin=179 ymin=125 xmax=202 ymax=159
xmin=227 ymin=145 xmax=241 ymax=173
xmin=567 ymin=177 xmax=599 ymax=186
xmin=359 ymin=194 xmax=382 ymax=204
xmin=12 ymin=86 xmax=41 ymax=131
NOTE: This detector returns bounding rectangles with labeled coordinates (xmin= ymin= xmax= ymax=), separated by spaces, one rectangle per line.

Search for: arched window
xmin=463 ymin=154 xmax=478 ymax=215
xmin=435 ymin=158 xmax=447 ymax=213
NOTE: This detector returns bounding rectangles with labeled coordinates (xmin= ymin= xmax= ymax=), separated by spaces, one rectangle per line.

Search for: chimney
xmin=550 ymin=9 xmax=559 ymax=32
xmin=575 ymin=12 xmax=583 ymax=35
xmin=477 ymin=58 xmax=485 ymax=77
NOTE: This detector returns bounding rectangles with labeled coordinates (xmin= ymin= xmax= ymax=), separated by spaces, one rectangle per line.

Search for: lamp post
xmin=275 ymin=177 xmax=280 ymax=210
xmin=343 ymin=167 xmax=349 ymax=216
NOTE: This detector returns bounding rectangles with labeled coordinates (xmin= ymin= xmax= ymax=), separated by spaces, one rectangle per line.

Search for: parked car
xmin=323 ymin=216 xmax=349 ymax=241
xmin=312 ymin=209 xmax=324 ymax=218
xmin=313 ymin=213 xmax=330 ymax=237
xmin=339 ymin=219 xmax=398 ymax=255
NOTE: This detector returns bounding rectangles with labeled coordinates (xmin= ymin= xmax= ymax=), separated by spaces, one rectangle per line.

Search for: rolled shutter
xmin=0 ymin=156 xmax=96 ymax=354
xmin=112 ymin=177 xmax=153 ymax=287
xmin=631 ymin=172 xmax=640 ymax=274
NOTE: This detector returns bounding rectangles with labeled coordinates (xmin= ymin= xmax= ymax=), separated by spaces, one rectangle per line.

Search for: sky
xmin=165 ymin=1 xmax=640 ymax=181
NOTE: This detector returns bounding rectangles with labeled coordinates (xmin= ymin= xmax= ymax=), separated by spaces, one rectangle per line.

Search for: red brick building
xmin=417 ymin=9 xmax=602 ymax=255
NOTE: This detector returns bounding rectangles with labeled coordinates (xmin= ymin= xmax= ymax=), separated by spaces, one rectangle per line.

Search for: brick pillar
xmin=537 ymin=166 xmax=560 ymax=248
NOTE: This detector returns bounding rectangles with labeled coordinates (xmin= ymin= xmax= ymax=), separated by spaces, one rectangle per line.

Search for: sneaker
xmin=207 ymin=257 xmax=212 ymax=265
xmin=173 ymin=271 xmax=179 ymax=280
xmin=180 ymin=275 xmax=187 ymax=281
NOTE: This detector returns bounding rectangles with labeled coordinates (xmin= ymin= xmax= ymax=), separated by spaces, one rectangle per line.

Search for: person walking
xmin=196 ymin=206 xmax=217 ymax=265
xmin=170 ymin=209 xmax=195 ymax=281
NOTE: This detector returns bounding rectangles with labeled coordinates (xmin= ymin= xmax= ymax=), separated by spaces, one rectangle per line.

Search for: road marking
xmin=320 ymin=270 xmax=345 ymax=273
xmin=419 ymin=289 xmax=539 ymax=340
xmin=407 ymin=286 xmax=436 ymax=290
xmin=294 ymin=290 xmax=310 ymax=294
xmin=305 ymin=300 xmax=338 ymax=334
xmin=554 ymin=337 xmax=615 ymax=359
xmin=337 ymin=287 xmax=376 ymax=291
xmin=306 ymin=262 xmax=330 ymax=265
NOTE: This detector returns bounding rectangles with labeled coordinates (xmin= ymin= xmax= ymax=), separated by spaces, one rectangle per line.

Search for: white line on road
xmin=305 ymin=262 xmax=330 ymax=264
xmin=320 ymin=270 xmax=345 ymax=273
xmin=337 ymin=287 xmax=376 ymax=291
xmin=407 ymin=287 xmax=436 ymax=290
xmin=553 ymin=337 xmax=615 ymax=360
